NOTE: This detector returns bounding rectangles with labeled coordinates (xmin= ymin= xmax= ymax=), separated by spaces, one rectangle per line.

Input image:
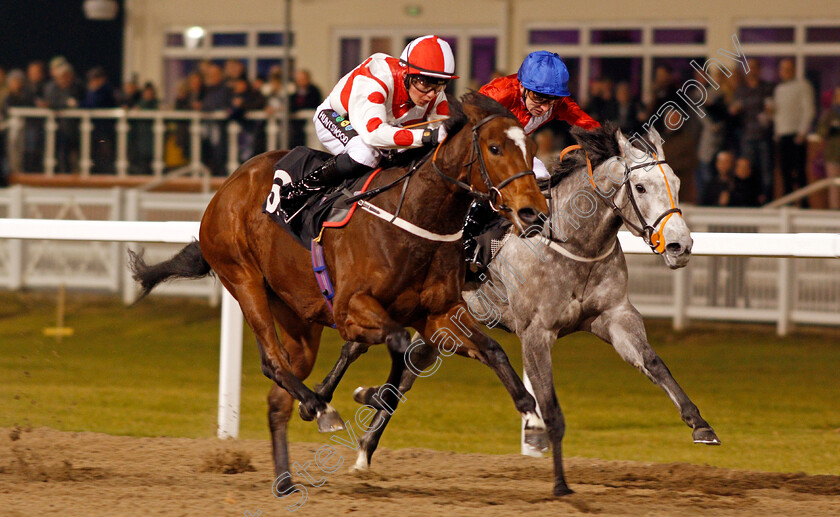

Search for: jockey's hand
xmin=421 ymin=125 xmax=447 ymax=146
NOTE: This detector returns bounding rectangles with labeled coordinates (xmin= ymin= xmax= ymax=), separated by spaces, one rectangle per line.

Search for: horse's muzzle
xmin=517 ymin=207 xmax=541 ymax=226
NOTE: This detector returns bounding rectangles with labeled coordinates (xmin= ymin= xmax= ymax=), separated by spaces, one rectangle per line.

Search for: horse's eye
xmin=488 ymin=145 xmax=501 ymax=155
xmin=635 ymin=184 xmax=646 ymax=194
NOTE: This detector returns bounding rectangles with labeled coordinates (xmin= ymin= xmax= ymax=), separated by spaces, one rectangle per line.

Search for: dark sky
xmin=0 ymin=0 xmax=124 ymax=83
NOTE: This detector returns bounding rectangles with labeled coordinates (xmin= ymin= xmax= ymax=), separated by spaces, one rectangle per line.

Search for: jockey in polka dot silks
xmin=279 ymin=35 xmax=457 ymax=220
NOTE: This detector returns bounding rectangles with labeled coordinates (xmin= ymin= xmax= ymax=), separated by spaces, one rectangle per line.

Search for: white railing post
xmin=79 ymin=113 xmax=93 ymax=176
xmin=115 ymin=110 xmax=130 ymax=177
xmin=218 ymin=287 xmax=244 ymax=439
xmin=777 ymin=207 xmax=793 ymax=336
xmin=152 ymin=113 xmax=166 ymax=178
xmin=226 ymin=120 xmax=241 ymax=175
xmin=122 ymin=188 xmax=139 ymax=305
xmin=266 ymin=115 xmax=279 ymax=151
xmin=673 ymin=266 xmax=689 ymax=331
xmin=44 ymin=112 xmax=57 ymax=175
xmin=6 ymin=112 xmax=23 ymax=172
xmin=190 ymin=114 xmax=203 ymax=176
xmin=8 ymin=186 xmax=24 ymax=290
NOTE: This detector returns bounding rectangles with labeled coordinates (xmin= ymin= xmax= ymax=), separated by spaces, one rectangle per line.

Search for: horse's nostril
xmin=665 ymin=242 xmax=683 ymax=254
xmin=517 ymin=207 xmax=539 ymax=225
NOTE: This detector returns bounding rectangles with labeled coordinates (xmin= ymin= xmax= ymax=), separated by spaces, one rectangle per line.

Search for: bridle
xmin=432 ymin=114 xmax=535 ymax=213
xmin=557 ymin=144 xmax=682 ymax=254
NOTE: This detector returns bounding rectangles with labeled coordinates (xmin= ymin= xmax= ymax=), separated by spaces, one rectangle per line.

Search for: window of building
xmin=739 ymin=22 xmax=840 ymax=105
xmin=739 ymin=26 xmax=795 ymax=44
xmin=590 ymin=29 xmax=642 ymax=45
xmin=529 ymin=30 xmax=579 ymax=45
xmin=653 ymin=28 xmax=706 ymax=45
xmin=333 ymin=29 xmax=501 ymax=95
xmin=162 ymin=26 xmax=296 ymax=103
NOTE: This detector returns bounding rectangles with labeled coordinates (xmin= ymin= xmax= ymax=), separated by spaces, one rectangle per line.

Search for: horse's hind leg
xmin=589 ymin=302 xmax=720 ymax=445
xmin=266 ymin=293 xmax=324 ymax=487
xmin=225 ymin=275 xmax=342 ymax=433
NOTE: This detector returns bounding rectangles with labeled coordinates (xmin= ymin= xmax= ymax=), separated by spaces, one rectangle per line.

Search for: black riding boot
xmin=279 ymin=156 xmax=342 ymax=222
xmin=280 ymin=154 xmax=371 ymax=222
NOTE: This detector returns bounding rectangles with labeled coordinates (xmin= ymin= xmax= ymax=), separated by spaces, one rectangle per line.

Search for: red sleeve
xmin=479 ymin=75 xmax=520 ymax=111
xmin=554 ymin=97 xmax=601 ymax=129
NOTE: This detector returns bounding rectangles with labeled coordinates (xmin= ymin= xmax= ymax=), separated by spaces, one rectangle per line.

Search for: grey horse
xmin=314 ymin=122 xmax=720 ymax=496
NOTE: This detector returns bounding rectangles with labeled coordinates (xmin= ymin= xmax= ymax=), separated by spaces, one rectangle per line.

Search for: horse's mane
xmin=383 ymin=91 xmax=514 ymax=169
xmin=547 ymin=122 xmax=652 ymax=186
xmin=443 ymin=90 xmax=517 ymax=137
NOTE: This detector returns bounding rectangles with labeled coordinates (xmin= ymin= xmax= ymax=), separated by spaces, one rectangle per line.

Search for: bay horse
xmin=128 ymin=92 xmax=549 ymax=490
xmin=318 ymin=123 xmax=720 ymax=496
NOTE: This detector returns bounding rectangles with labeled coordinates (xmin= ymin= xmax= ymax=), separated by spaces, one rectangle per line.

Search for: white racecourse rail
xmin=0 ymin=218 xmax=837 ymax=442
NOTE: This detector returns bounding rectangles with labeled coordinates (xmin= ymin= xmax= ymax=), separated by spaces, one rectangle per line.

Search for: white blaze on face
xmin=504 ymin=126 xmax=529 ymax=164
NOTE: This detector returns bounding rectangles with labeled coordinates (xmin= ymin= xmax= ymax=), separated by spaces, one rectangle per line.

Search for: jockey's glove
xmin=421 ymin=125 xmax=447 ymax=146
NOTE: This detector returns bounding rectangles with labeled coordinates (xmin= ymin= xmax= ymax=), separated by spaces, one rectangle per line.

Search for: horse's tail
xmin=127 ymin=241 xmax=212 ymax=302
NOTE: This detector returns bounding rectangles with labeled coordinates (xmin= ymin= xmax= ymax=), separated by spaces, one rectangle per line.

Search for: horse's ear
xmin=647 ymin=126 xmax=666 ymax=160
xmin=616 ymin=130 xmax=631 ymax=158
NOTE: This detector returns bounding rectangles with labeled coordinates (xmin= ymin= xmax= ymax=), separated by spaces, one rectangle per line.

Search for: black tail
xmin=127 ymin=241 xmax=212 ymax=302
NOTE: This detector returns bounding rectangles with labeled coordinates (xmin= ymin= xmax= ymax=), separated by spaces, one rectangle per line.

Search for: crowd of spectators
xmin=572 ymin=57 xmax=838 ymax=208
xmin=0 ymin=57 xmax=323 ymax=180
xmin=1 ymin=54 xmax=838 ymax=208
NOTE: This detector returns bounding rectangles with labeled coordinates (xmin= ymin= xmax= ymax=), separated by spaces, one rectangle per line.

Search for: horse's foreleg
xmin=422 ymin=303 xmax=543 ymax=446
xmin=589 ymin=303 xmax=720 ymax=445
xmin=352 ymin=337 xmax=439 ymax=472
xmin=230 ymin=279 xmax=343 ymax=433
xmin=313 ymin=341 xmax=371 ymax=403
xmin=520 ymin=328 xmax=574 ymax=496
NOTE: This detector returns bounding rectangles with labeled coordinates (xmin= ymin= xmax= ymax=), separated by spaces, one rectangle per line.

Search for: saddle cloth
xmin=263 ymin=146 xmax=383 ymax=250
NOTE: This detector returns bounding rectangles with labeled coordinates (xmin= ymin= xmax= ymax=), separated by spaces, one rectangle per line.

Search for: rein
xmin=553 ymin=144 xmax=682 ymax=255
xmin=431 ymin=114 xmax=535 ymax=213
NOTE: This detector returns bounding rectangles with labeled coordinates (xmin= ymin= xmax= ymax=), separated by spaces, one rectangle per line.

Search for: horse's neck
xmin=394 ymin=132 xmax=472 ymax=235
xmin=549 ymin=164 xmax=623 ymax=255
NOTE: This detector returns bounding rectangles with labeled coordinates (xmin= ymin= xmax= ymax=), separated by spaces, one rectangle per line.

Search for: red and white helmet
xmin=399 ymin=35 xmax=459 ymax=79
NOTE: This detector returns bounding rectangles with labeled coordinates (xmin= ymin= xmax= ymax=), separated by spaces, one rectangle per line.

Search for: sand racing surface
xmin=2 ymin=427 xmax=839 ymax=516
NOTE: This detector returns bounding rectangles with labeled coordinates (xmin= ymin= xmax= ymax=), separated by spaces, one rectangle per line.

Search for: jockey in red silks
xmin=279 ymin=35 xmax=457 ymax=221
xmin=463 ymin=51 xmax=600 ymax=275
xmin=479 ymin=50 xmax=600 ymax=181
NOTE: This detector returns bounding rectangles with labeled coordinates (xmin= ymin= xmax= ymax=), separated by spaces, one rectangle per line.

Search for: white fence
xmin=1 ymin=187 xmax=838 ymax=335
xmin=0 ymin=215 xmax=838 ymax=441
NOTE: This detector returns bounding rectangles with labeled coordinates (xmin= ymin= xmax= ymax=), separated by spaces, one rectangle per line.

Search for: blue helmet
xmin=517 ymin=51 xmax=570 ymax=97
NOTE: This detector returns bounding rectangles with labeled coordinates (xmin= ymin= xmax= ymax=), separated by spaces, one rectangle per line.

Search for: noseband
xmin=432 ymin=114 xmax=535 ymax=212
xmin=558 ymin=144 xmax=682 ymax=254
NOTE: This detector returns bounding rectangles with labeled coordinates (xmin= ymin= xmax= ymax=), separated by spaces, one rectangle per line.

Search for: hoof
xmin=349 ymin=451 xmax=369 ymax=473
xmin=523 ymin=428 xmax=550 ymax=453
xmin=298 ymin=403 xmax=315 ymax=422
xmin=554 ymin=483 xmax=575 ymax=496
xmin=353 ymin=386 xmax=380 ymax=406
xmin=316 ymin=405 xmax=345 ymax=433
xmin=693 ymin=427 xmax=721 ymax=445
xmin=352 ymin=386 xmax=368 ymax=405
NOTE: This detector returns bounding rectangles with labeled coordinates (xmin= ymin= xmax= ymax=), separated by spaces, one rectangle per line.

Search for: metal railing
xmin=4 ymin=106 xmax=320 ymax=182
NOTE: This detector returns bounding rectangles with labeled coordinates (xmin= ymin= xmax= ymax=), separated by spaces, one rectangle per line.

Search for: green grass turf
xmin=1 ymin=291 xmax=839 ymax=474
